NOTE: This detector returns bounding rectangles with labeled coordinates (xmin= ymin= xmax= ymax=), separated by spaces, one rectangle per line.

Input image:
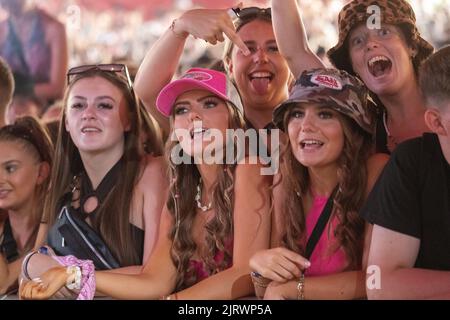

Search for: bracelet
xmin=21 ymin=250 xmax=39 ymax=280
xmin=162 ymin=292 xmax=178 ymax=300
xmin=250 ymin=271 xmax=271 ymax=288
xmin=66 ymin=266 xmax=82 ymax=290
xmin=297 ymin=273 xmax=305 ymax=300
xmin=52 ymin=255 xmax=96 ymax=300
xmin=169 ymin=19 xmax=187 ymax=39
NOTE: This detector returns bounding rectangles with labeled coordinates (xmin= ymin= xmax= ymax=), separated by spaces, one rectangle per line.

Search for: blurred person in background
xmin=0 ymin=0 xmax=68 ymax=112
xmin=0 ymin=56 xmax=14 ymax=127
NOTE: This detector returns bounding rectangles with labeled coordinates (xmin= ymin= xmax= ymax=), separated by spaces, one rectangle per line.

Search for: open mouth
xmin=0 ymin=190 xmax=11 ymax=198
xmin=300 ymin=139 xmax=324 ymax=150
xmin=367 ymin=55 xmax=392 ymax=78
xmin=190 ymin=127 xmax=209 ymax=139
xmin=249 ymin=71 xmax=274 ymax=94
xmin=81 ymin=127 xmax=101 ymax=133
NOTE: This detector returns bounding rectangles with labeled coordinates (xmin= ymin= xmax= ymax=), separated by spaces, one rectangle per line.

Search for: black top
xmin=47 ymin=158 xmax=144 ymax=266
xmin=361 ymin=133 xmax=450 ymax=270
xmin=0 ymin=218 xmax=19 ymax=263
xmin=78 ymin=158 xmax=144 ymax=261
xmin=375 ymin=111 xmax=390 ymax=154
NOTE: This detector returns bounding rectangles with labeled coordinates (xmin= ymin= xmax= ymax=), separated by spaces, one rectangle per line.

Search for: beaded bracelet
xmin=250 ymin=272 xmax=272 ymax=288
xmin=297 ymin=273 xmax=305 ymax=300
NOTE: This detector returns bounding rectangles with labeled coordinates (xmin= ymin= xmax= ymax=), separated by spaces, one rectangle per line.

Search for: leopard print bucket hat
xmin=327 ymin=0 xmax=434 ymax=75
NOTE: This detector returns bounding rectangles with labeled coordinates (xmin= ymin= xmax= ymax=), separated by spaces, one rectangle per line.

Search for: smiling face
xmin=0 ymin=141 xmax=43 ymax=211
xmin=287 ymin=103 xmax=344 ymax=170
xmin=348 ymin=23 xmax=416 ymax=96
xmin=228 ymin=19 xmax=290 ymax=112
xmin=64 ymin=76 xmax=131 ymax=157
xmin=172 ymin=90 xmax=229 ymax=158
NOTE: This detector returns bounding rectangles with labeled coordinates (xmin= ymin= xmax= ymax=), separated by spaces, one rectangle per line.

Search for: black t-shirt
xmin=375 ymin=111 xmax=390 ymax=154
xmin=361 ymin=133 xmax=450 ymax=270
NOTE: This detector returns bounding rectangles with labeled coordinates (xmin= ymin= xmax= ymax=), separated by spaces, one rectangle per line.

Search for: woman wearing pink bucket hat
xmin=272 ymin=0 xmax=434 ymax=154
xmin=19 ymin=67 xmax=272 ymax=300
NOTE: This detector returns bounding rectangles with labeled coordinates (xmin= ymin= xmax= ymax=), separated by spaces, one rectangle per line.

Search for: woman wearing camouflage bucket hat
xmin=272 ymin=0 xmax=434 ymax=154
xmin=249 ymin=68 xmax=388 ymax=299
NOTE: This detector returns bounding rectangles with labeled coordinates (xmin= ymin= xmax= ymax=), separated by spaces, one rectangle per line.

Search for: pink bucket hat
xmin=156 ymin=68 xmax=244 ymax=117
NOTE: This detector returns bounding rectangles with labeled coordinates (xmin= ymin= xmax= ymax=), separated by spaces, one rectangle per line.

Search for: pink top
xmin=183 ymin=237 xmax=233 ymax=289
xmin=304 ymin=194 xmax=347 ymax=277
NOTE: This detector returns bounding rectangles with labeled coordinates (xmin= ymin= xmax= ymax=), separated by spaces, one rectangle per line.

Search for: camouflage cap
xmin=327 ymin=0 xmax=434 ymax=75
xmin=273 ymin=68 xmax=375 ymax=134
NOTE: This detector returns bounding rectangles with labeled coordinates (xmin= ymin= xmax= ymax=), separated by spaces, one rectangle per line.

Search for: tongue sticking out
xmin=251 ymin=78 xmax=270 ymax=95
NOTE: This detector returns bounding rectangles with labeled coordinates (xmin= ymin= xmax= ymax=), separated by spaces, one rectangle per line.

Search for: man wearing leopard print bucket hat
xmin=271 ymin=0 xmax=434 ymax=154
xmin=327 ymin=0 xmax=434 ymax=154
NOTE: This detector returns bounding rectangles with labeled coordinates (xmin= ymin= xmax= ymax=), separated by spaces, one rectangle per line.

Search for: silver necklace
xmin=195 ymin=178 xmax=212 ymax=212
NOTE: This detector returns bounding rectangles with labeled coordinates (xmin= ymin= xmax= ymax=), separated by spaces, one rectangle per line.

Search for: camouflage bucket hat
xmin=273 ymin=68 xmax=375 ymax=134
xmin=327 ymin=0 xmax=434 ymax=75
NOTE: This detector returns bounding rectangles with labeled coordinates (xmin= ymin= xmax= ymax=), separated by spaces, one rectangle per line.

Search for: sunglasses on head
xmin=66 ymin=64 xmax=133 ymax=89
xmin=231 ymin=7 xmax=271 ymax=21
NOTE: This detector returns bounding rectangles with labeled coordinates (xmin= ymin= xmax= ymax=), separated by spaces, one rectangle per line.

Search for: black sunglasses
xmin=66 ymin=64 xmax=133 ymax=89
xmin=231 ymin=7 xmax=271 ymax=20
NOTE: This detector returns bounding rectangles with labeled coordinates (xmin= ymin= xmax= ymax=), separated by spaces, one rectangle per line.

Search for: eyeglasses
xmin=231 ymin=7 xmax=271 ymax=21
xmin=66 ymin=64 xmax=133 ymax=89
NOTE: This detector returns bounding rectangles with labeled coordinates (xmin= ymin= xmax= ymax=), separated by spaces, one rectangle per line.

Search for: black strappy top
xmin=0 ymin=218 xmax=19 ymax=263
xmin=77 ymin=158 xmax=144 ymax=262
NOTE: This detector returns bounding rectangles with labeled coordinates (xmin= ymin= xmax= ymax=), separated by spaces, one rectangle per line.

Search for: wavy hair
xmin=279 ymin=109 xmax=371 ymax=270
xmin=166 ymin=102 xmax=245 ymax=290
xmin=43 ymin=70 xmax=162 ymax=266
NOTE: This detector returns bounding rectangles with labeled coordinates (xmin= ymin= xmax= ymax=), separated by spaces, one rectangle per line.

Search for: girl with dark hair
xmin=0 ymin=116 xmax=52 ymax=294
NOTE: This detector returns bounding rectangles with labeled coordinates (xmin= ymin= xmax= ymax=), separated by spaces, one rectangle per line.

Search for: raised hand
xmin=174 ymin=7 xmax=250 ymax=55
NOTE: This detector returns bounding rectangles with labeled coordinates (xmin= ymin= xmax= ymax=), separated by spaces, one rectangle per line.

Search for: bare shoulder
xmin=138 ymin=155 xmax=168 ymax=188
xmin=234 ymin=156 xmax=272 ymax=184
xmin=367 ymin=153 xmax=389 ymax=176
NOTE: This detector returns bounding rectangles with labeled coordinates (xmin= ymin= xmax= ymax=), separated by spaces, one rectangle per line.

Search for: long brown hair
xmin=279 ymin=109 xmax=371 ymax=270
xmin=43 ymin=70 xmax=161 ymax=266
xmin=0 ymin=116 xmax=53 ymax=253
xmin=166 ymin=101 xmax=245 ymax=290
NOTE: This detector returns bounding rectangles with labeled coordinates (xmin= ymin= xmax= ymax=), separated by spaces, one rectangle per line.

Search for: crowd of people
xmin=0 ymin=0 xmax=449 ymax=300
